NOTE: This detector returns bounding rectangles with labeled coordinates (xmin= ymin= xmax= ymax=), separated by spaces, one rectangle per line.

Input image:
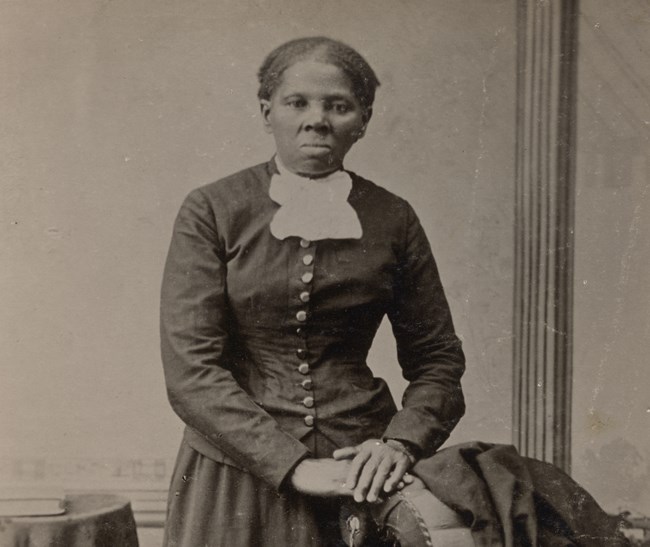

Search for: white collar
xmin=268 ymin=156 xmax=363 ymax=241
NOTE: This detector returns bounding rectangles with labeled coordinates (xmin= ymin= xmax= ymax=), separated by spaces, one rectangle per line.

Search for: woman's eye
xmin=333 ymin=103 xmax=350 ymax=114
xmin=287 ymin=99 xmax=307 ymax=109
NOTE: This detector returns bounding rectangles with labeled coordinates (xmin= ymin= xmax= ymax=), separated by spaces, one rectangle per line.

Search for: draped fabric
xmin=412 ymin=442 xmax=630 ymax=547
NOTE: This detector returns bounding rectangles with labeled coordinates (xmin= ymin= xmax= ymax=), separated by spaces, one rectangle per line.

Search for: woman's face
xmin=260 ymin=60 xmax=370 ymax=177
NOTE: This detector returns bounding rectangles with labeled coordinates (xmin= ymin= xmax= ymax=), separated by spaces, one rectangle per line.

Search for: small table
xmin=0 ymin=494 xmax=139 ymax=546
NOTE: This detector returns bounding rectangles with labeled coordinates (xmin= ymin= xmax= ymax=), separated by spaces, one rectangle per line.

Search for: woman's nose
xmin=303 ymin=104 xmax=330 ymax=131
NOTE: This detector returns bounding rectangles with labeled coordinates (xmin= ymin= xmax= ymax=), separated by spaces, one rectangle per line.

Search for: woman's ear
xmin=260 ymin=100 xmax=273 ymax=134
xmin=356 ymin=107 xmax=373 ymax=140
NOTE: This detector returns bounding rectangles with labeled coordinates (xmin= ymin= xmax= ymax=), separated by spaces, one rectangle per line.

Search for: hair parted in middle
xmin=257 ymin=36 xmax=380 ymax=111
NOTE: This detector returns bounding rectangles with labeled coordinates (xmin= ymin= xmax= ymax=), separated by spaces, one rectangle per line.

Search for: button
xmin=301 ymin=379 xmax=313 ymax=390
xmin=300 ymin=239 xmax=311 ymax=248
xmin=296 ymin=327 xmax=307 ymax=338
xmin=301 ymin=272 xmax=313 ymax=283
xmin=296 ymin=348 xmax=307 ymax=359
xmin=296 ymin=310 xmax=307 ymax=322
xmin=298 ymin=363 xmax=310 ymax=374
xmin=302 ymin=254 xmax=314 ymax=266
xmin=299 ymin=291 xmax=310 ymax=303
xmin=303 ymin=396 xmax=314 ymax=408
xmin=304 ymin=415 xmax=314 ymax=427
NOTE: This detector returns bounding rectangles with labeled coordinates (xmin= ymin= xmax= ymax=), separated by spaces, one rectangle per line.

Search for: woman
xmin=160 ymin=36 xmax=466 ymax=546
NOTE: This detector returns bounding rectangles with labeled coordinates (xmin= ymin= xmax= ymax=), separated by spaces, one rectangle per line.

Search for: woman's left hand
xmin=332 ymin=439 xmax=414 ymax=503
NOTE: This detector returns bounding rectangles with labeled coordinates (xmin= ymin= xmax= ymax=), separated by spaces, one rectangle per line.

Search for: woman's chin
xmin=289 ymin=155 xmax=343 ymax=177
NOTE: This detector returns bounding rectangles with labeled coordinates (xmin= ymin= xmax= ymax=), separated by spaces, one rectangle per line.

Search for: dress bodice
xmin=160 ymin=160 xmax=465 ymax=489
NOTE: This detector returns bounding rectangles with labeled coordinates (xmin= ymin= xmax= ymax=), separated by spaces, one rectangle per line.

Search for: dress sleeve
xmin=383 ymin=202 xmax=466 ymax=457
xmin=160 ymin=189 xmax=309 ymax=490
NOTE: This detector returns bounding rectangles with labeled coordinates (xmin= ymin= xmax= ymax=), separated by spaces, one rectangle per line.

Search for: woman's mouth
xmin=301 ymin=143 xmax=331 ymax=149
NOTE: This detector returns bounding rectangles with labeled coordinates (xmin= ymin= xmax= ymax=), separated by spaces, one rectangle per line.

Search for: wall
xmin=0 ymin=0 xmax=517 ymax=511
xmin=572 ymin=0 xmax=650 ymax=515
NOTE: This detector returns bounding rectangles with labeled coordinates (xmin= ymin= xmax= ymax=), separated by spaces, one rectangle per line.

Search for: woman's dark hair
xmin=257 ymin=36 xmax=380 ymax=110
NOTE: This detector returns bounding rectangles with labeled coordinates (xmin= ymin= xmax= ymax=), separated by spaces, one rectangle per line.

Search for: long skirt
xmin=163 ymin=435 xmax=347 ymax=547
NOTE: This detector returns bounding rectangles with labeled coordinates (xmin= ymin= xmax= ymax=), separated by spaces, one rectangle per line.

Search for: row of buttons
xmin=297 ymin=238 xmax=315 ymax=428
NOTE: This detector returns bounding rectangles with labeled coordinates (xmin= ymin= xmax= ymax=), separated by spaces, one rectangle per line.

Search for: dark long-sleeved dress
xmin=160 ymin=159 xmax=466 ymax=546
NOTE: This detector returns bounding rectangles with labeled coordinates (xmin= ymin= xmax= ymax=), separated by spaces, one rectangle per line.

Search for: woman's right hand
xmin=289 ymin=458 xmax=354 ymax=497
xmin=289 ymin=457 xmax=413 ymax=498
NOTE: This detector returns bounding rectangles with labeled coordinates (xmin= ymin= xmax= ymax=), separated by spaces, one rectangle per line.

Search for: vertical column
xmin=513 ymin=0 xmax=579 ymax=473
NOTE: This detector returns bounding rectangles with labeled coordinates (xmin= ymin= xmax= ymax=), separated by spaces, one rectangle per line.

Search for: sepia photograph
xmin=1 ymin=0 xmax=648 ymax=545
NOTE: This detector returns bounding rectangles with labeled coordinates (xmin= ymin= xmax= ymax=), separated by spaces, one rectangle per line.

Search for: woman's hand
xmin=289 ymin=458 xmax=354 ymax=497
xmin=333 ymin=439 xmax=415 ymax=503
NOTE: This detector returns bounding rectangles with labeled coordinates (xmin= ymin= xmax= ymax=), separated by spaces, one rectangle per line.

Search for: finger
xmin=383 ymin=458 xmax=409 ymax=492
xmin=332 ymin=447 xmax=359 ymax=461
xmin=345 ymin=450 xmax=372 ymax=491
xmin=353 ymin=453 xmax=382 ymax=502
xmin=395 ymin=473 xmax=415 ymax=490
xmin=383 ymin=458 xmax=410 ymax=493
xmin=394 ymin=474 xmax=414 ymax=491
xmin=384 ymin=459 xmax=409 ymax=492
xmin=366 ymin=457 xmax=393 ymax=502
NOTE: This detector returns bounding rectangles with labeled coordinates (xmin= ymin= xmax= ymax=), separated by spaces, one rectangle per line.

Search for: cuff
xmin=382 ymin=408 xmax=450 ymax=458
xmin=384 ymin=438 xmax=419 ymax=465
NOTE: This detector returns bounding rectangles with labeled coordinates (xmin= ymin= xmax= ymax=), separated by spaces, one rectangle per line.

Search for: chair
xmin=340 ymin=477 xmax=474 ymax=546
